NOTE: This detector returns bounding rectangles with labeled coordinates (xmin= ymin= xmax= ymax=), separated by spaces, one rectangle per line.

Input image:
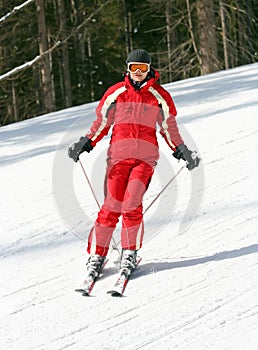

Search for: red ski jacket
xmin=87 ymin=69 xmax=183 ymax=165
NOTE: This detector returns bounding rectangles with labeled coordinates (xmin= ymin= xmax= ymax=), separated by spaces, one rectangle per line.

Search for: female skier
xmin=68 ymin=49 xmax=200 ymax=277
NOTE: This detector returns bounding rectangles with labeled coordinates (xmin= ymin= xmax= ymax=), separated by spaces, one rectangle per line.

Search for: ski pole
xmin=79 ymin=159 xmax=101 ymax=210
xmin=115 ymin=165 xmax=185 ymax=248
xmin=143 ymin=164 xmax=185 ymax=215
xmin=78 ymin=159 xmax=120 ymax=252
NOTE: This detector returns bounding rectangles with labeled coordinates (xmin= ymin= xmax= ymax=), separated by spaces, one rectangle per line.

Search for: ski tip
xmin=75 ymin=288 xmax=90 ymax=296
xmin=107 ymin=290 xmax=123 ymax=297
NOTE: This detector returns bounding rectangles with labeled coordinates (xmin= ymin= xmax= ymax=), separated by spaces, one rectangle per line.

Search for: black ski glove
xmin=173 ymin=144 xmax=200 ymax=170
xmin=68 ymin=136 xmax=93 ymax=162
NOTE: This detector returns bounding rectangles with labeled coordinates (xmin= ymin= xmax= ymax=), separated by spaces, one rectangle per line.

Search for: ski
xmin=107 ymin=257 xmax=142 ymax=297
xmin=75 ymin=259 xmax=108 ymax=296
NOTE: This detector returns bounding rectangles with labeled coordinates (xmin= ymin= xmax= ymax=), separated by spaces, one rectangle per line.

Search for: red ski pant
xmin=87 ymin=159 xmax=154 ymax=256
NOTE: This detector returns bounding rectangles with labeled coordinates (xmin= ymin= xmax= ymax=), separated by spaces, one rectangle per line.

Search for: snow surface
xmin=1 ymin=63 xmax=258 ymax=350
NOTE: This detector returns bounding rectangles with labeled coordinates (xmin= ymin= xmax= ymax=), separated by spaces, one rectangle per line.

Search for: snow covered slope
xmin=1 ymin=63 xmax=258 ymax=350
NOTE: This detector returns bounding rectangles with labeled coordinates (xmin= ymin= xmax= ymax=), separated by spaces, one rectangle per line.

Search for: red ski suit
xmin=86 ymin=69 xmax=183 ymax=256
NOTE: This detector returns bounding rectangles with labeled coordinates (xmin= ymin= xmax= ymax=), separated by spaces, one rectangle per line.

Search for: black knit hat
xmin=126 ymin=49 xmax=151 ymax=64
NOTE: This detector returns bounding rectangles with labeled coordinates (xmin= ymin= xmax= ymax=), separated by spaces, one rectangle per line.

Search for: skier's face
xmin=127 ymin=62 xmax=149 ymax=82
xmin=130 ymin=70 xmax=148 ymax=82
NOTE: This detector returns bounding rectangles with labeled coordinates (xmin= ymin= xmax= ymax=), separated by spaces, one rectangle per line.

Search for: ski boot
xmin=120 ymin=249 xmax=137 ymax=275
xmin=85 ymin=254 xmax=106 ymax=278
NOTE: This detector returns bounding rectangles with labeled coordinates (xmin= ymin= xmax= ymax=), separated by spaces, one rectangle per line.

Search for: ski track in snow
xmin=1 ymin=63 xmax=258 ymax=350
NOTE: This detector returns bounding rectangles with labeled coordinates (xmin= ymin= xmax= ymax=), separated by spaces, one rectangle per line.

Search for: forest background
xmin=0 ymin=0 xmax=257 ymax=126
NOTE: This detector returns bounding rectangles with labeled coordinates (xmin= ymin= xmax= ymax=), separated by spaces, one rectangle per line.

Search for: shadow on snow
xmin=134 ymin=243 xmax=258 ymax=279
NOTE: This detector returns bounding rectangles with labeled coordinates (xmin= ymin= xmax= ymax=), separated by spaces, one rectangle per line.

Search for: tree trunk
xmin=186 ymin=0 xmax=202 ymax=66
xmin=11 ymin=80 xmax=18 ymax=122
xmin=197 ymin=0 xmax=219 ymax=75
xmin=165 ymin=1 xmax=173 ymax=82
xmin=124 ymin=0 xmax=133 ymax=54
xmin=36 ymin=0 xmax=55 ymax=113
xmin=57 ymin=0 xmax=72 ymax=107
xmin=87 ymin=32 xmax=95 ymax=102
xmin=47 ymin=30 xmax=56 ymax=106
xmin=219 ymin=0 xmax=229 ymax=69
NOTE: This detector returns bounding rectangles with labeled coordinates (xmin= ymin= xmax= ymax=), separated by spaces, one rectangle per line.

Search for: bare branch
xmin=0 ymin=0 xmax=113 ymax=82
xmin=0 ymin=0 xmax=35 ymax=24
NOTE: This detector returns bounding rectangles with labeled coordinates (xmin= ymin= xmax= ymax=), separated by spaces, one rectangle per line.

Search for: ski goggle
xmin=127 ymin=62 xmax=150 ymax=73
